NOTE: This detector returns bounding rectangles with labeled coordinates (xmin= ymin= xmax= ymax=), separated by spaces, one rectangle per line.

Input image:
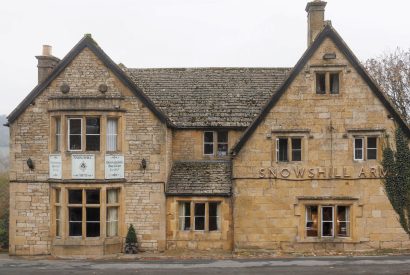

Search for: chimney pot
xmin=36 ymin=44 xmax=60 ymax=84
xmin=42 ymin=45 xmax=52 ymax=56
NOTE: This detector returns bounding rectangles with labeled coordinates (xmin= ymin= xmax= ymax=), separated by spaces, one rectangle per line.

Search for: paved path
xmin=1 ymin=255 xmax=410 ymax=274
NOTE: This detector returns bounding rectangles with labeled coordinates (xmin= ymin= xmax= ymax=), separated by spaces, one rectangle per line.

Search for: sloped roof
xmin=232 ymin=25 xmax=410 ymax=155
xmin=125 ymin=67 xmax=291 ymax=128
xmin=166 ymin=160 xmax=231 ymax=196
xmin=7 ymin=35 xmax=172 ymax=126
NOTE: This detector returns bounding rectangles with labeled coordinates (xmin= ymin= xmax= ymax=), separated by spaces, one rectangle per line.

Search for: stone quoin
xmin=6 ymin=1 xmax=410 ymax=256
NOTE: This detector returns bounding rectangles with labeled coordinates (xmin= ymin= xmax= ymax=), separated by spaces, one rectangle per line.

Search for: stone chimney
xmin=306 ymin=0 xmax=327 ymax=47
xmin=35 ymin=45 xmax=60 ymax=84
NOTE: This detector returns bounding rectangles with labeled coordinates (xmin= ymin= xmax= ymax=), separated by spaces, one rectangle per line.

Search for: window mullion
xmin=82 ymin=189 xmax=86 ymax=239
xmin=205 ymin=202 xmax=209 ymax=231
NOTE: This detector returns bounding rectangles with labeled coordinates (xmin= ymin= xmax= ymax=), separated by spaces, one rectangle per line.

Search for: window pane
xmin=86 ymin=207 xmax=100 ymax=237
xmin=107 ymin=207 xmax=118 ymax=237
xmin=106 ymin=119 xmax=118 ymax=151
xmin=69 ymin=119 xmax=82 ymax=134
xmin=86 ymin=189 xmax=100 ymax=204
xmin=55 ymin=118 xmax=61 ymax=152
xmin=69 ymin=135 xmax=82 ymax=151
xmin=86 ymin=118 xmax=100 ymax=134
xmin=204 ymin=132 xmax=213 ymax=143
xmin=354 ymin=138 xmax=363 ymax=160
xmin=337 ymin=206 xmax=350 ymax=237
xmin=322 ymin=207 xmax=334 ymax=237
xmin=86 ymin=135 xmax=100 ymax=151
xmin=217 ymin=144 xmax=228 ymax=156
xmin=179 ymin=202 xmax=191 ymax=231
xmin=68 ymin=190 xmax=82 ymax=204
xmin=194 ymin=203 xmax=205 ymax=230
xmin=217 ymin=131 xmax=228 ymax=143
xmin=291 ymin=138 xmax=302 ymax=161
xmin=367 ymin=137 xmax=377 ymax=160
xmin=306 ymin=206 xmax=318 ymax=237
xmin=107 ymin=189 xmax=119 ymax=204
xmin=69 ymin=207 xmax=82 ymax=236
xmin=209 ymin=202 xmax=220 ymax=231
xmin=330 ymin=73 xmax=339 ymax=94
xmin=278 ymin=138 xmax=288 ymax=162
xmin=204 ymin=144 xmax=213 ymax=155
xmin=316 ymin=73 xmax=326 ymax=94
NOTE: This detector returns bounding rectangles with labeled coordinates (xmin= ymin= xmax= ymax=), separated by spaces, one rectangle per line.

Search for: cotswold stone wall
xmin=9 ymin=183 xmax=50 ymax=255
xmin=172 ymin=130 xmax=242 ymax=161
xmin=166 ymin=196 xmax=232 ymax=251
xmin=232 ymin=37 xmax=410 ymax=252
xmin=9 ymin=47 xmax=169 ymax=255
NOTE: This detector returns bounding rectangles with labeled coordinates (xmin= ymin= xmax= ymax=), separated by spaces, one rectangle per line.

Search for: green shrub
xmin=126 ymin=224 xmax=137 ymax=244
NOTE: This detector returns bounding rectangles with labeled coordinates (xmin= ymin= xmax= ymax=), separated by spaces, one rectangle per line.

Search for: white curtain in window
xmin=107 ymin=189 xmax=118 ymax=204
xmin=107 ymin=207 xmax=118 ymax=236
xmin=179 ymin=203 xmax=185 ymax=230
xmin=216 ymin=203 xmax=221 ymax=230
xmin=106 ymin=119 xmax=118 ymax=151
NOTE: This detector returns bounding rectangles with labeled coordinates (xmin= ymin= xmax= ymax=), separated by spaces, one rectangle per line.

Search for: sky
xmin=1 ymin=0 xmax=410 ymax=115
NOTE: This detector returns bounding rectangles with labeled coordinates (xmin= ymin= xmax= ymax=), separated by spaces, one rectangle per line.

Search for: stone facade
xmin=7 ymin=1 xmax=410 ymax=257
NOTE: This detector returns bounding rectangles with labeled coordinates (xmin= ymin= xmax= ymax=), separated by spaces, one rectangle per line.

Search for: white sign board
xmin=72 ymin=154 xmax=95 ymax=179
xmin=49 ymin=154 xmax=62 ymax=179
xmin=105 ymin=155 xmax=124 ymax=179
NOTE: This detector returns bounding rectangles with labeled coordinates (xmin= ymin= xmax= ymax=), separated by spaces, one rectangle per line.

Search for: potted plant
xmin=125 ymin=224 xmax=138 ymax=254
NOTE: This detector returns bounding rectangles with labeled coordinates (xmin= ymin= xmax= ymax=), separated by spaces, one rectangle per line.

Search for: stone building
xmin=6 ymin=1 xmax=410 ymax=256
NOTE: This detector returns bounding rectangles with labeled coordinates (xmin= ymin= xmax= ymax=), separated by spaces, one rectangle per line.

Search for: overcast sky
xmin=1 ymin=0 xmax=410 ymax=115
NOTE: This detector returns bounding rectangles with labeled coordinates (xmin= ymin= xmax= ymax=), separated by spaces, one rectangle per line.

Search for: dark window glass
xmin=217 ymin=131 xmax=228 ymax=143
xmin=209 ymin=202 xmax=219 ymax=231
xmin=337 ymin=206 xmax=350 ymax=237
xmin=86 ymin=118 xmax=100 ymax=151
xmin=217 ymin=144 xmax=228 ymax=156
xmin=316 ymin=73 xmax=326 ymax=94
xmin=278 ymin=138 xmax=288 ymax=162
xmin=367 ymin=137 xmax=377 ymax=160
xmin=354 ymin=138 xmax=363 ymax=160
xmin=322 ymin=206 xmax=334 ymax=237
xmin=306 ymin=206 xmax=318 ymax=237
xmin=291 ymin=138 xmax=302 ymax=161
xmin=330 ymin=73 xmax=339 ymax=94
xmin=86 ymin=207 xmax=100 ymax=237
xmin=69 ymin=119 xmax=82 ymax=150
xmin=204 ymin=132 xmax=214 ymax=143
xmin=204 ymin=132 xmax=214 ymax=155
xmin=194 ymin=203 xmax=205 ymax=230
xmin=86 ymin=190 xmax=100 ymax=204
xmin=68 ymin=190 xmax=82 ymax=204
xmin=69 ymin=207 xmax=82 ymax=236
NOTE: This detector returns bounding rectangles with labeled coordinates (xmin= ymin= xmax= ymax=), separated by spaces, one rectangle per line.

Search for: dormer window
xmin=316 ymin=72 xmax=340 ymax=94
xmin=203 ymin=131 xmax=228 ymax=157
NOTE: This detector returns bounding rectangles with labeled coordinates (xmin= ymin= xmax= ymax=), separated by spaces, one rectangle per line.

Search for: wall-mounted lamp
xmin=141 ymin=158 xmax=147 ymax=170
xmin=27 ymin=158 xmax=35 ymax=170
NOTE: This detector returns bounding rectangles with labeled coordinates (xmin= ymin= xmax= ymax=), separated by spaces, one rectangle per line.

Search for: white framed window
xmin=208 ymin=202 xmax=220 ymax=231
xmin=367 ymin=137 xmax=377 ymax=160
xmin=305 ymin=205 xmax=350 ymax=238
xmin=178 ymin=201 xmax=221 ymax=232
xmin=106 ymin=188 xmax=120 ymax=237
xmin=194 ymin=203 xmax=205 ymax=231
xmin=55 ymin=117 xmax=62 ymax=152
xmin=55 ymin=188 xmax=62 ymax=237
xmin=178 ymin=202 xmax=191 ymax=231
xmin=68 ymin=118 xmax=82 ymax=151
xmin=336 ymin=206 xmax=350 ymax=237
xmin=203 ymin=132 xmax=214 ymax=155
xmin=321 ymin=206 xmax=334 ymax=237
xmin=106 ymin=118 xmax=118 ymax=152
xmin=276 ymin=137 xmax=302 ymax=162
xmin=354 ymin=137 xmax=364 ymax=160
xmin=354 ymin=137 xmax=378 ymax=161
xmin=203 ymin=131 xmax=228 ymax=156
